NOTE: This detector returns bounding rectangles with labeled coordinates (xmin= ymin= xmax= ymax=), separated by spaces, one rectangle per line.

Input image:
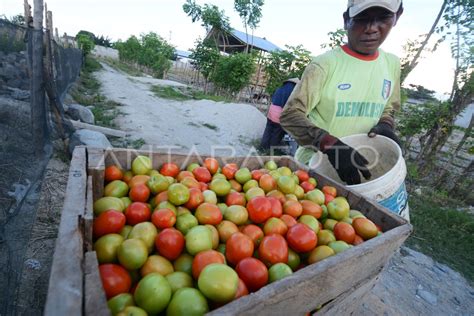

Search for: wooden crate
xmin=44 ymin=147 xmax=412 ymax=315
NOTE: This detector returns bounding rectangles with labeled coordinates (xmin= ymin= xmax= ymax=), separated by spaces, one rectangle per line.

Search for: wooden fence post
xmin=31 ymin=0 xmax=47 ymax=156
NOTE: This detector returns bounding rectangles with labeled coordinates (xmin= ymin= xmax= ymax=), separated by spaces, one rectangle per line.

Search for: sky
xmin=2 ymin=0 xmax=455 ymax=97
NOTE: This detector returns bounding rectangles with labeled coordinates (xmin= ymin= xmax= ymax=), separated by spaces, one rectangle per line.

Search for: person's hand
xmin=368 ymin=122 xmax=401 ymax=146
xmin=321 ymin=138 xmax=372 ymax=185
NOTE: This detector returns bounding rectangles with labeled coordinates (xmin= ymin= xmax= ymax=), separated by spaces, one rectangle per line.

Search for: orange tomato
xmin=283 ymin=200 xmax=303 ymax=218
xmin=322 ymin=186 xmax=337 ymax=197
xmin=333 ymin=222 xmax=356 ymax=244
xmin=105 ymin=165 xmax=123 ymax=182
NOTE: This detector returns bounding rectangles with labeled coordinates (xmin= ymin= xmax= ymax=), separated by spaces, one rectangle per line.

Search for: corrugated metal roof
xmin=230 ymin=29 xmax=281 ymax=52
xmin=175 ymin=49 xmax=192 ymax=58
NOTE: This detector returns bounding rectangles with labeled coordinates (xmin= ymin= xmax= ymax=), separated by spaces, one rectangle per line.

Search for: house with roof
xmin=205 ymin=26 xmax=281 ymax=54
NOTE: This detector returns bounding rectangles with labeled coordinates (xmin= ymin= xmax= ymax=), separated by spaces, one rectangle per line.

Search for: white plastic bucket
xmin=309 ymin=134 xmax=410 ymax=221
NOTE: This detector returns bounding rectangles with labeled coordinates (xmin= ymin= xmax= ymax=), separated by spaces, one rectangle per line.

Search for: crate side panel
xmin=44 ymin=147 xmax=87 ymax=316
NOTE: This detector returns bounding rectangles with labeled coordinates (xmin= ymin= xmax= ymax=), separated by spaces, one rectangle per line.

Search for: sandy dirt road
xmin=96 ymin=63 xmax=267 ymax=156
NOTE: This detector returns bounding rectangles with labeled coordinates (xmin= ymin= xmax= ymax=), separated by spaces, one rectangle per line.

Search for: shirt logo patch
xmin=338 ymin=83 xmax=351 ymax=90
xmin=382 ymin=79 xmax=392 ymax=100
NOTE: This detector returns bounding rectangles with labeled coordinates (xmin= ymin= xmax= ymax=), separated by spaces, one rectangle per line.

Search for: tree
xmin=183 ymin=0 xmax=231 ymax=51
xmin=211 ymin=53 xmax=256 ymax=96
xmin=400 ymin=0 xmax=448 ymax=83
xmin=234 ymin=0 xmax=265 ymax=52
xmin=189 ymin=38 xmax=221 ymax=91
xmin=320 ymin=29 xmax=347 ymax=50
xmin=416 ymin=0 xmax=473 ymax=175
xmin=115 ymin=32 xmax=175 ymax=78
xmin=76 ymin=34 xmax=95 ymax=57
xmin=264 ymin=44 xmax=311 ymax=95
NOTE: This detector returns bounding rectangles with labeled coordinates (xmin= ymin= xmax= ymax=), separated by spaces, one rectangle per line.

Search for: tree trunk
xmin=31 ymin=0 xmax=47 ymax=156
xmin=448 ymin=160 xmax=474 ymax=202
xmin=435 ymin=114 xmax=473 ymax=185
xmin=401 ymin=0 xmax=447 ymax=83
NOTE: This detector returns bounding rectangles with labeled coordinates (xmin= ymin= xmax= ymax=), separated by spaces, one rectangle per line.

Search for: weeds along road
xmin=96 ymin=62 xmax=267 ymax=156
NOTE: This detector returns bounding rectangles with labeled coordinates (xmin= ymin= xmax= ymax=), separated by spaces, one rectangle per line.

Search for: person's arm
xmin=280 ymin=63 xmax=328 ymax=149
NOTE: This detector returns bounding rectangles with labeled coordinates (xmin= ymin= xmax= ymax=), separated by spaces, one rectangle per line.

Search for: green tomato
xmin=134 ymin=273 xmax=172 ymax=314
xmin=268 ymin=263 xmax=293 ymax=283
xmin=166 ymin=288 xmax=209 ymax=316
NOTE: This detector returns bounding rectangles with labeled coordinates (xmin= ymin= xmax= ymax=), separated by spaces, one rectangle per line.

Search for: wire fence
xmin=0 ymin=17 xmax=83 ymax=315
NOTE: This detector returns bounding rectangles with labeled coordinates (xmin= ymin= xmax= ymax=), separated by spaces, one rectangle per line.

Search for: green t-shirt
xmin=280 ymin=45 xmax=401 ymax=164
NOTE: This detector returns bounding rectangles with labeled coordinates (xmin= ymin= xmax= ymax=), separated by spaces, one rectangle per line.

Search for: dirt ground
xmin=96 ymin=63 xmax=267 ymax=156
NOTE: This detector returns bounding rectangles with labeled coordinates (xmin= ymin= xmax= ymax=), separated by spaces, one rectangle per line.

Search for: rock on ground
xmin=66 ymin=103 xmax=95 ymax=124
xmin=68 ymin=129 xmax=112 ymax=155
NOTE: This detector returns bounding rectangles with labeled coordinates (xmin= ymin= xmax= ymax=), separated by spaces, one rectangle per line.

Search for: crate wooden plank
xmin=208 ymin=225 xmax=411 ymax=315
xmin=44 ymin=147 xmax=87 ymax=316
xmin=87 ymin=147 xmax=105 ymax=202
xmin=317 ymin=272 xmax=380 ymax=315
xmin=84 ymin=251 xmax=111 ymax=316
xmin=84 ymin=175 xmax=94 ymax=252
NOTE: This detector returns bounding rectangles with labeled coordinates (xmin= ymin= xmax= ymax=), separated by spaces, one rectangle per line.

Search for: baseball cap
xmin=347 ymin=0 xmax=401 ymax=17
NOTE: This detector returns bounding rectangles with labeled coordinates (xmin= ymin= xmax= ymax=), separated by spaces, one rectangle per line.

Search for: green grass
xmin=70 ymin=56 xmax=123 ymax=128
xmin=151 ymin=85 xmax=232 ymax=103
xmin=202 ymin=123 xmax=218 ymax=130
xmin=102 ymin=58 xmax=143 ymax=77
xmin=151 ymin=85 xmax=191 ymax=101
xmin=406 ymin=194 xmax=474 ymax=283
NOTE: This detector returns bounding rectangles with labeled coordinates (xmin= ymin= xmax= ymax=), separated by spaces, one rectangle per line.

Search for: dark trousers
xmin=260 ymin=119 xmax=286 ymax=150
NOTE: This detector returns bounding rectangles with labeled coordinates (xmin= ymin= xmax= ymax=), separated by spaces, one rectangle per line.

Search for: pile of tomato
xmin=94 ymin=156 xmax=382 ymax=316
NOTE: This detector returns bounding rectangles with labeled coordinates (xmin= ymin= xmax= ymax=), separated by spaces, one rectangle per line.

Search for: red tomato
xmin=184 ymin=187 xmax=205 ymax=210
xmin=191 ymin=249 xmax=225 ymax=279
xmin=353 ymin=234 xmax=364 ymax=245
xmin=324 ymin=193 xmax=335 ymax=206
xmin=322 ymin=186 xmax=337 ymax=197
xmin=258 ymin=234 xmax=288 ymax=266
xmin=98 ymin=264 xmax=131 ymax=299
xmin=125 ymin=202 xmax=151 ymax=225
xmin=195 ymin=203 xmax=223 ymax=225
xmin=240 ymin=224 xmax=264 ymax=246
xmin=267 ymin=197 xmax=282 ymax=218
xmin=286 ymin=223 xmax=317 ymax=253
xmin=235 ymin=278 xmax=249 ymax=299
xmin=235 ymin=257 xmax=268 ymax=292
xmin=93 ymin=210 xmax=126 ymax=239
xmin=129 ymin=183 xmax=150 ymax=202
xmin=151 ymin=208 xmax=176 ymax=229
xmin=294 ymin=170 xmax=310 ymax=182
xmin=300 ymin=181 xmax=315 ymax=193
xmin=105 ymin=165 xmax=123 ymax=182
xmin=226 ymin=191 xmax=246 ymax=206
xmin=251 ymin=169 xmax=265 ymax=181
xmin=153 ymin=191 xmax=168 ymax=205
xmin=160 ymin=163 xmax=180 ymax=178
xmin=334 ymin=222 xmax=356 ymax=244
xmin=192 ymin=167 xmax=212 ymax=183
xmin=222 ymin=163 xmax=238 ymax=180
xmin=204 ymin=158 xmax=219 ymax=174
xmin=226 ymin=232 xmax=254 ymax=266
xmin=199 ymin=181 xmax=208 ymax=192
xmin=155 ymin=228 xmax=185 ymax=261
xmin=280 ymin=214 xmax=297 ymax=228
xmin=247 ymin=196 xmax=272 ymax=224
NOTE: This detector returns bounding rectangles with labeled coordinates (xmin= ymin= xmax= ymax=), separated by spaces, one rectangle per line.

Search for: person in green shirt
xmin=280 ymin=0 xmax=404 ymax=185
